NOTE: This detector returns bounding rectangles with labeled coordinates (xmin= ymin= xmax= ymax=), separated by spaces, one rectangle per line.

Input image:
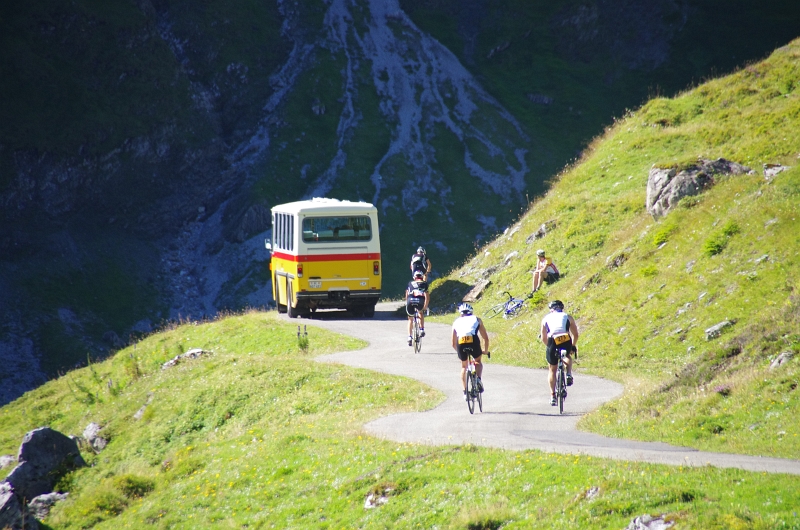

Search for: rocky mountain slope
xmin=1 ymin=0 xmax=799 ymax=403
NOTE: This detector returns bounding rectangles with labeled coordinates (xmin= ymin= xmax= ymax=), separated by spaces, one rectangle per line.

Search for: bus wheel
xmin=287 ymin=284 xmax=297 ymax=319
xmin=363 ymin=304 xmax=376 ymax=319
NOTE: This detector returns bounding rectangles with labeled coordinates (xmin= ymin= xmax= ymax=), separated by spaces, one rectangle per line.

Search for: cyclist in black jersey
xmin=410 ymin=246 xmax=432 ymax=281
xmin=405 ymin=270 xmax=429 ymax=346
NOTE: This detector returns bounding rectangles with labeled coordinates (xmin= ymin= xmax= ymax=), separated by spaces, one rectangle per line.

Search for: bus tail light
xmin=373 ymin=261 xmax=380 ymax=275
xmin=297 ymin=264 xmax=304 ymax=278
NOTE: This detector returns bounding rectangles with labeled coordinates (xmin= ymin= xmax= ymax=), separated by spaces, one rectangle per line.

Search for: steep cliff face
xmin=2 ymin=0 xmax=799 ymax=403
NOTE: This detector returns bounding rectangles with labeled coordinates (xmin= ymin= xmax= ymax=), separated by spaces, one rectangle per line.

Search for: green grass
xmin=429 ymin=38 xmax=800 ymax=459
xmin=2 ymin=311 xmax=800 ymax=528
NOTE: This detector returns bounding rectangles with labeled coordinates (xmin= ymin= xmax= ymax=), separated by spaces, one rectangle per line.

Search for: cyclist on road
xmin=452 ymin=303 xmax=490 ymax=400
xmin=406 ymin=270 xmax=429 ymax=346
xmin=540 ymin=300 xmax=578 ymax=406
xmin=410 ymin=246 xmax=432 ymax=281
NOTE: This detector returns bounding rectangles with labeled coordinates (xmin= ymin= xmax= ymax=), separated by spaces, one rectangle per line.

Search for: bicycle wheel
xmin=485 ymin=303 xmax=506 ymax=319
xmin=504 ymin=300 xmax=525 ymax=319
xmin=476 ymin=376 xmax=483 ymax=412
xmin=557 ymin=365 xmax=566 ymax=414
xmin=466 ymin=371 xmax=476 ymax=414
xmin=413 ymin=315 xmax=422 ymax=354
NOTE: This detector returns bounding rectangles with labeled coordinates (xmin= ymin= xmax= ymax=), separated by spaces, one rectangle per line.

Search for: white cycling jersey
xmin=452 ymin=314 xmax=480 ymax=338
xmin=542 ymin=311 xmax=569 ymax=336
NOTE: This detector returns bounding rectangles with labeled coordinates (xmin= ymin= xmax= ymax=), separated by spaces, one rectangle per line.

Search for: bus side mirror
xmin=265 ymin=240 xmax=272 ymax=252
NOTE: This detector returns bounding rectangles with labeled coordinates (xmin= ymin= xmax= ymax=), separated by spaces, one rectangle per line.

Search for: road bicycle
xmin=485 ymin=291 xmax=527 ymax=319
xmin=407 ymin=307 xmax=423 ymax=353
xmin=555 ymin=348 xmax=569 ymax=414
xmin=464 ymin=350 xmax=489 ymax=414
xmin=465 ymin=352 xmax=483 ymax=414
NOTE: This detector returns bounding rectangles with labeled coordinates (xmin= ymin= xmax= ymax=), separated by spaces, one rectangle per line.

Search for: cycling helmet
xmin=536 ymin=249 xmax=545 ymax=257
xmin=413 ymin=270 xmax=424 ymax=279
xmin=417 ymin=246 xmax=425 ymax=254
xmin=458 ymin=303 xmax=473 ymax=315
xmin=548 ymin=300 xmax=564 ymax=311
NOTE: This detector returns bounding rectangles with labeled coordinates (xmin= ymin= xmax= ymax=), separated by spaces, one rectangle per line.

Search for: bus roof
xmin=271 ymin=197 xmax=376 ymax=215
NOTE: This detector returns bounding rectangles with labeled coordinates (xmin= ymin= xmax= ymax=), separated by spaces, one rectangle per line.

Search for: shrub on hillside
xmin=703 ymin=233 xmax=728 ymax=256
xmin=640 ymin=265 xmax=658 ymax=277
xmin=652 ymin=223 xmax=677 ymax=246
xmin=704 ymin=221 xmax=740 ymax=256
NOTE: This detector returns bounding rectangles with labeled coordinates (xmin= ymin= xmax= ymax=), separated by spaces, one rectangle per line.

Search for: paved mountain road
xmin=297 ymin=302 xmax=800 ymax=475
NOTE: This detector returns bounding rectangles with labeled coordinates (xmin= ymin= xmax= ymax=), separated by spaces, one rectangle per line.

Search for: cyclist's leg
xmin=418 ymin=311 xmax=425 ymax=334
xmin=548 ymin=363 xmax=558 ymax=393
xmin=532 ymin=270 xmax=542 ymax=291
xmin=457 ymin=345 xmax=469 ymax=392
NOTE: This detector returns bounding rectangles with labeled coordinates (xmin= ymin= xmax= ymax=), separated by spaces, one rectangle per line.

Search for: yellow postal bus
xmin=267 ymin=198 xmax=381 ymax=318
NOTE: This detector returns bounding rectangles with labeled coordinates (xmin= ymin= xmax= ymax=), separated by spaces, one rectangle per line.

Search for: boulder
xmin=462 ymin=279 xmax=490 ymax=303
xmin=161 ymin=348 xmax=210 ymax=369
xmin=763 ymin=163 xmax=790 ymax=180
xmin=704 ymin=320 xmax=734 ymax=340
xmin=82 ymin=423 xmax=108 ymax=452
xmin=27 ymin=492 xmax=68 ymax=520
xmin=626 ymin=514 xmax=674 ymax=530
xmin=770 ymin=351 xmax=794 ymax=370
xmin=3 ymin=427 xmax=85 ymax=502
xmin=0 ymin=483 xmax=39 ymax=530
xmin=646 ymin=158 xmax=752 ymax=218
xmin=525 ymin=220 xmax=557 ymax=244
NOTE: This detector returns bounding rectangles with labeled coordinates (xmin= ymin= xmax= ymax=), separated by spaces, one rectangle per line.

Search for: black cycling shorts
xmin=406 ymin=300 xmax=423 ymax=316
xmin=546 ymin=337 xmax=573 ymax=366
xmin=456 ymin=336 xmax=482 ymax=361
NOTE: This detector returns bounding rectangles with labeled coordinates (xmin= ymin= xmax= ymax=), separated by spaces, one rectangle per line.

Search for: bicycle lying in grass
xmin=485 ymin=291 xmax=528 ymax=319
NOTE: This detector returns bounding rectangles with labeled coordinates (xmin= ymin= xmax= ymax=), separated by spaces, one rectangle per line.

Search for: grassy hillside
xmin=2 ymin=312 xmax=799 ymax=528
xmin=430 ymin=38 xmax=800 ymax=458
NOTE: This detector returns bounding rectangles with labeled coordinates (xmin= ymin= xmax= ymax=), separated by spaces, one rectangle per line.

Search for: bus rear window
xmin=302 ymin=216 xmax=371 ymax=242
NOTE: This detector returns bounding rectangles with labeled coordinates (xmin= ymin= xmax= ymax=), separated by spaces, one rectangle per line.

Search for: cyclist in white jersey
xmin=540 ymin=300 xmax=579 ymax=406
xmin=452 ymin=303 xmax=490 ymax=400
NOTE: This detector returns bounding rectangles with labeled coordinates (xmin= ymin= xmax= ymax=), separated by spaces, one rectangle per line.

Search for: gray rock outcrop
xmin=0 ymin=482 xmax=39 ymax=530
xmin=462 ymin=279 xmax=491 ymax=303
xmin=3 ymin=427 xmax=86 ymax=502
xmin=27 ymin=492 xmax=68 ymax=520
xmin=526 ymin=220 xmax=557 ymax=244
xmin=763 ymin=163 xmax=790 ymax=180
xmin=770 ymin=351 xmax=794 ymax=370
xmin=0 ymin=455 xmax=15 ymax=469
xmin=161 ymin=348 xmax=211 ymax=369
xmin=626 ymin=514 xmax=674 ymax=530
xmin=82 ymin=423 xmax=108 ymax=452
xmin=646 ymin=158 xmax=752 ymax=218
xmin=705 ymin=320 xmax=734 ymax=340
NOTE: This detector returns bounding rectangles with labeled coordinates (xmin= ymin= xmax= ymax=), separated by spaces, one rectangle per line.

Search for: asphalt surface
xmin=296 ymin=302 xmax=800 ymax=475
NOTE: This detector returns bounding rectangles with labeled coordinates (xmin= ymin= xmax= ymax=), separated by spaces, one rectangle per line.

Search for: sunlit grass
xmin=2 ymin=311 xmax=799 ymax=528
xmin=431 ymin=39 xmax=800 ymax=458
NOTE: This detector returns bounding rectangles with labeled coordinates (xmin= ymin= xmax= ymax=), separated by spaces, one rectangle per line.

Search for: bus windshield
xmin=302 ymin=216 xmax=372 ymax=242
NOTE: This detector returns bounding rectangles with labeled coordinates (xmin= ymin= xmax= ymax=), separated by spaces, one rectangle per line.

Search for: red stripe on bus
xmin=272 ymin=252 xmax=381 ymax=262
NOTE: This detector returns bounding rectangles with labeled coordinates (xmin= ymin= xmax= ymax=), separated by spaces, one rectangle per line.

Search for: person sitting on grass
xmin=530 ymin=249 xmax=560 ymax=293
